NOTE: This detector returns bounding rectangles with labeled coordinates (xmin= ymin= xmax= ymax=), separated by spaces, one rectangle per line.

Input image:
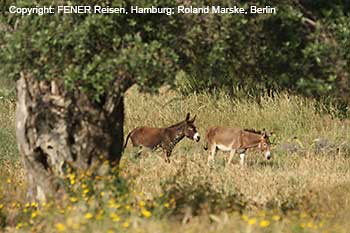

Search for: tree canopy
xmin=1 ymin=0 xmax=349 ymax=104
xmin=1 ymin=0 xmax=189 ymax=100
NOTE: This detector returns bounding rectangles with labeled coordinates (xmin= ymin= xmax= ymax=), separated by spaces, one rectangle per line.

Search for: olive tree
xmin=0 ymin=0 xmax=189 ymax=202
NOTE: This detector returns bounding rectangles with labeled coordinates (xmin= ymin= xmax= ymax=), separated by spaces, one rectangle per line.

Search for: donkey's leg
xmin=208 ymin=144 xmax=216 ymax=165
xmin=227 ymin=149 xmax=236 ymax=165
xmin=239 ymin=153 xmax=246 ymax=166
xmin=136 ymin=146 xmax=143 ymax=158
xmin=164 ymin=150 xmax=171 ymax=163
xmin=160 ymin=143 xmax=171 ymax=163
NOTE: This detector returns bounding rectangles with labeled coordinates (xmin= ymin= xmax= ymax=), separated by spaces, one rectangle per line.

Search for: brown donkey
xmin=123 ymin=113 xmax=200 ymax=162
xmin=204 ymin=127 xmax=272 ymax=165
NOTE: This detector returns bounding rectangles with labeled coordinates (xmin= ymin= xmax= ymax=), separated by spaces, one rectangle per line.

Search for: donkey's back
xmin=126 ymin=127 xmax=164 ymax=149
xmin=205 ymin=126 xmax=243 ymax=148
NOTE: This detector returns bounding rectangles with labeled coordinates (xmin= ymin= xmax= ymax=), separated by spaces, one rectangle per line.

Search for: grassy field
xmin=1 ymin=85 xmax=350 ymax=232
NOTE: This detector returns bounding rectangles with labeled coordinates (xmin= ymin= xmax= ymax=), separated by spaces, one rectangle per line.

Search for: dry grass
xmin=1 ymin=86 xmax=350 ymax=232
xmin=124 ymin=86 xmax=349 ymax=146
xmin=0 ymin=99 xmax=17 ymax=161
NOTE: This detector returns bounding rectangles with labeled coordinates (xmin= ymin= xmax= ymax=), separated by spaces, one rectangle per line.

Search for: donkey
xmin=204 ymin=127 xmax=272 ymax=165
xmin=123 ymin=113 xmax=200 ymax=163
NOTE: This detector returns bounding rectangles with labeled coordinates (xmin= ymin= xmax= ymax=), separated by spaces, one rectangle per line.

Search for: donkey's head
xmin=183 ymin=113 xmax=200 ymax=142
xmin=258 ymin=129 xmax=272 ymax=160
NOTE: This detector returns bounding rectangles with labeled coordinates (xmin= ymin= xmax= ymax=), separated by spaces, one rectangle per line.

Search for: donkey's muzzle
xmin=194 ymin=132 xmax=200 ymax=142
xmin=265 ymin=151 xmax=272 ymax=160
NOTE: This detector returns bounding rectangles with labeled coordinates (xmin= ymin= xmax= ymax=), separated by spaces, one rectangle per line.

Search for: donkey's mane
xmin=168 ymin=120 xmax=186 ymax=129
xmin=243 ymin=128 xmax=262 ymax=134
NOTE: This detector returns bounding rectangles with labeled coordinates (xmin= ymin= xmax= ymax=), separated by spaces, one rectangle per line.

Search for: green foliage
xmin=1 ymin=0 xmax=349 ymax=103
xmin=0 ymin=0 xmax=186 ymax=100
xmin=175 ymin=0 xmax=350 ymax=105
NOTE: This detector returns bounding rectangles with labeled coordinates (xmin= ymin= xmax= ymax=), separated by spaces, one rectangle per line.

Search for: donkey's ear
xmin=185 ymin=112 xmax=190 ymax=121
xmin=190 ymin=115 xmax=197 ymax=123
xmin=261 ymin=128 xmax=267 ymax=137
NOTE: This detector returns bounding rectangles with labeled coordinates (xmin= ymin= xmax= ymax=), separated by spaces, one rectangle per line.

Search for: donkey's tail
xmin=123 ymin=131 xmax=132 ymax=151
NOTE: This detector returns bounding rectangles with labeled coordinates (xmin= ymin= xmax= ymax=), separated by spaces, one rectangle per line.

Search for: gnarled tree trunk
xmin=16 ymin=73 xmax=128 ymax=202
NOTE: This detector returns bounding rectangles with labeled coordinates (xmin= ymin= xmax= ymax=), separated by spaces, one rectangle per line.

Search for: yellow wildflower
xmin=272 ymin=215 xmax=280 ymax=221
xmin=109 ymin=200 xmax=120 ymax=209
xmin=96 ymin=210 xmax=104 ymax=220
xmin=141 ymin=208 xmax=152 ymax=218
xmin=164 ymin=203 xmax=170 ymax=208
xmin=70 ymin=197 xmax=78 ymax=203
xmin=108 ymin=199 xmax=116 ymax=208
xmin=0 ymin=204 xmax=3 ymax=209
xmin=31 ymin=202 xmax=38 ymax=208
xmin=69 ymin=173 xmax=76 ymax=180
xmin=69 ymin=173 xmax=76 ymax=185
xmin=122 ymin=221 xmax=130 ymax=228
xmin=259 ymin=220 xmax=270 ymax=228
xmin=31 ymin=211 xmax=38 ymax=219
xmin=242 ymin=214 xmax=248 ymax=221
xmin=83 ymin=188 xmax=89 ymax=194
xmin=139 ymin=201 xmax=145 ymax=207
xmin=100 ymin=192 xmax=105 ymax=197
xmin=248 ymin=218 xmax=257 ymax=225
xmin=16 ymin=223 xmax=23 ymax=229
xmin=109 ymin=199 xmax=116 ymax=204
xmin=307 ymin=221 xmax=315 ymax=228
xmin=84 ymin=213 xmax=93 ymax=219
xmin=110 ymin=212 xmax=120 ymax=222
xmin=56 ymin=223 xmax=66 ymax=232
